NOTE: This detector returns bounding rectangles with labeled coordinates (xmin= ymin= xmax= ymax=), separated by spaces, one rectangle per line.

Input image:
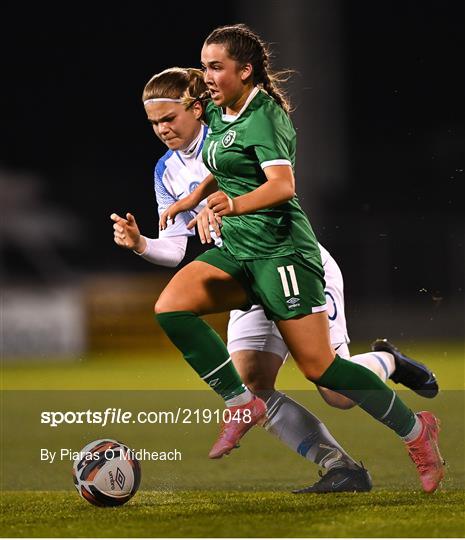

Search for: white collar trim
xmin=221 ymin=87 xmax=260 ymax=123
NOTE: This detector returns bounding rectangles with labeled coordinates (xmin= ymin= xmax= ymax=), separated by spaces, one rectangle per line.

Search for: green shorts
xmin=196 ymin=247 xmax=327 ymax=321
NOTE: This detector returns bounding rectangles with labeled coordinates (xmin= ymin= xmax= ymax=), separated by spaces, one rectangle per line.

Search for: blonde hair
xmin=142 ymin=67 xmax=208 ymax=109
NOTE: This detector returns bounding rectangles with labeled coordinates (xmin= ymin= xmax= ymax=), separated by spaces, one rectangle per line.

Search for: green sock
xmin=318 ymin=355 xmax=415 ymax=437
xmin=155 ymin=311 xmax=247 ymax=401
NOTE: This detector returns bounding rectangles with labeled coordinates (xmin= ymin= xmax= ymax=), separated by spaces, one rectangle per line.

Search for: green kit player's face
xmin=201 ymin=43 xmax=253 ymax=114
xmin=144 ymin=101 xmax=203 ymax=151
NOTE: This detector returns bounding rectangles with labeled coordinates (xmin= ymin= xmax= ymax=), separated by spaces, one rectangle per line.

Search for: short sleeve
xmin=246 ymin=103 xmax=296 ymax=169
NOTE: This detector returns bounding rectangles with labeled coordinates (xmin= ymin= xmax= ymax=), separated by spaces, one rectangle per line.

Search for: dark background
xmin=2 ymin=1 xmax=464 ymax=323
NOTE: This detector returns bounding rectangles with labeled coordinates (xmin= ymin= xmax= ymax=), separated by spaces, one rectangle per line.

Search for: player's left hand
xmin=207 ymin=191 xmax=236 ymax=217
xmin=187 ymin=207 xmax=222 ymax=244
xmin=159 ymin=204 xmax=178 ymax=231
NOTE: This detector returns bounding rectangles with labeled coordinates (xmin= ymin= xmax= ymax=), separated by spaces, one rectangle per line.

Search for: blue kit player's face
xmin=145 ymin=100 xmax=203 ymax=151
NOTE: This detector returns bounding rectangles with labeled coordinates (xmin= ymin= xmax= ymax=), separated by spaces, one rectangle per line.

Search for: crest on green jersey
xmin=222 ymin=130 xmax=236 ymax=148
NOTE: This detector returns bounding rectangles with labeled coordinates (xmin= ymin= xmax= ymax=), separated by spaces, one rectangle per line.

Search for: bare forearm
xmin=188 ymin=174 xmax=218 ymax=209
xmin=159 ymin=175 xmax=219 ymax=231
xmin=189 ymin=174 xmax=218 ymax=208
xmin=207 ymin=166 xmax=295 ymax=217
xmin=233 ymin=179 xmax=294 ymax=215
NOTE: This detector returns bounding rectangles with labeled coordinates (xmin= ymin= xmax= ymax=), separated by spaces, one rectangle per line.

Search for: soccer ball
xmin=72 ymin=439 xmax=141 ymax=507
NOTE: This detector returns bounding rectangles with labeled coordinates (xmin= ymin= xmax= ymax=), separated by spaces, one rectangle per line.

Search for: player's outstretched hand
xmin=110 ymin=212 xmax=146 ymax=253
xmin=187 ymin=207 xmax=222 ymax=244
xmin=207 ymin=191 xmax=236 ymax=217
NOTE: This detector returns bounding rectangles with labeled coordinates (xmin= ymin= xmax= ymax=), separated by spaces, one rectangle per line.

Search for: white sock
xmin=402 ymin=415 xmax=423 ymax=442
xmin=349 ymin=352 xmax=395 ymax=382
xmin=225 ymin=388 xmax=253 ymax=407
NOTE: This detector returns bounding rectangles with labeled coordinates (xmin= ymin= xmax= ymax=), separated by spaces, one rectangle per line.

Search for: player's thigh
xmin=277 ymin=312 xmax=335 ymax=381
xmin=231 ymin=350 xmax=283 ymax=396
xmin=155 ymin=261 xmax=248 ymax=314
xmin=245 ymin=254 xmax=334 ymax=380
xmin=245 ymin=254 xmax=327 ymax=322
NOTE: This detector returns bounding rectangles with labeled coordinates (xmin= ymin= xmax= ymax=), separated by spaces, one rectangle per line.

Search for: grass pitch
xmin=2 ymin=490 xmax=464 ymax=538
xmin=1 ymin=341 xmax=464 ymax=537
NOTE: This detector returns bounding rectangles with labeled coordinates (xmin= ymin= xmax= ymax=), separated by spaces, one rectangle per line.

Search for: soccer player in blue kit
xmin=111 ymin=61 xmax=441 ymax=492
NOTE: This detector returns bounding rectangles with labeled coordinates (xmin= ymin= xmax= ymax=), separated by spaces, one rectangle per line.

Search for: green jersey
xmin=203 ymin=88 xmax=320 ymax=261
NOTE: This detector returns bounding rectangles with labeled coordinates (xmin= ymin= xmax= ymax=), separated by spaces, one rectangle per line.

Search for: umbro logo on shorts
xmin=286 ymin=297 xmax=301 ymax=309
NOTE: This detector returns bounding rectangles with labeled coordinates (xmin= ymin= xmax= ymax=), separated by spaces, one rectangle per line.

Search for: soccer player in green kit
xmin=155 ymin=24 xmax=445 ymax=493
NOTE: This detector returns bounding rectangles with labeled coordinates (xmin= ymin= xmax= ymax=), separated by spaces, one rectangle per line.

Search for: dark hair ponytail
xmin=205 ymin=23 xmax=292 ymax=114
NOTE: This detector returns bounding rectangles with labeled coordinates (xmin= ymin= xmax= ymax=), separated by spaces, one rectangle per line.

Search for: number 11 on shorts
xmin=277 ymin=265 xmax=300 ymax=297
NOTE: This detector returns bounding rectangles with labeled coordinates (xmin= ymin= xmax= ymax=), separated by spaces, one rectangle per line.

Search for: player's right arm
xmin=111 ymin=212 xmax=146 ymax=252
xmin=110 ymin=155 xmax=191 ymax=268
xmin=110 ymin=211 xmax=187 ymax=268
xmin=159 ymin=173 xmax=218 ymax=230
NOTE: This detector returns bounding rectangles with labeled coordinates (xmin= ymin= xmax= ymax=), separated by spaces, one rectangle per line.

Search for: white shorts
xmin=227 ymin=245 xmax=350 ymax=361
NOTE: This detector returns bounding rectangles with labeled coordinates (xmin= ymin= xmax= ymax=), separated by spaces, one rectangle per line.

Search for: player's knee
xmin=237 ymin=366 xmax=271 ymax=392
xmin=231 ymin=351 xmax=280 ymax=397
xmin=154 ymin=296 xmax=173 ymax=314
xmin=302 ymin=362 xmax=329 ymax=382
xmin=297 ymin=351 xmax=335 ymax=381
xmin=239 ymin=366 xmax=276 ymax=396
xmin=246 ymin=377 xmax=276 ymax=398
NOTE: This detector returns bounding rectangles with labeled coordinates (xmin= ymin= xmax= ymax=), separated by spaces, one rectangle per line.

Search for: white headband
xmin=144 ymin=98 xmax=182 ymax=105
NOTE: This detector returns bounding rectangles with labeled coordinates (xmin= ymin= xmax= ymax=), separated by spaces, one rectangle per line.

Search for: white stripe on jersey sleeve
xmin=260 ymin=159 xmax=292 ymax=169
